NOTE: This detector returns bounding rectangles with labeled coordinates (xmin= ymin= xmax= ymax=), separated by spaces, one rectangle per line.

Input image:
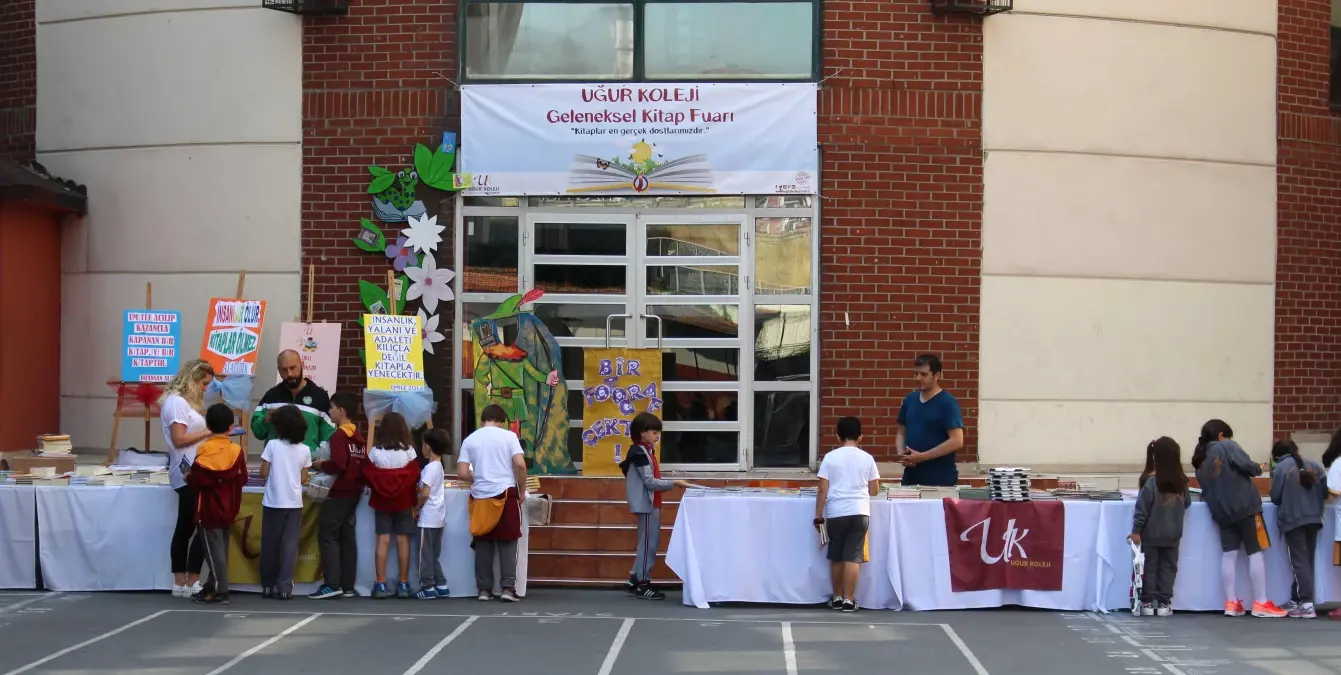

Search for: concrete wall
xmin=979 ymin=1 xmax=1278 ymax=468
xmin=36 ymin=0 xmax=302 ymax=451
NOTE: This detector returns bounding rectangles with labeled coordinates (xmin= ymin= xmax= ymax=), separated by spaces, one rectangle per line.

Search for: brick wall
xmin=0 ymin=0 xmax=35 ymax=162
xmin=817 ymin=2 xmax=984 ymax=462
xmin=1275 ymin=0 xmax=1341 ymax=438
xmin=302 ymin=0 xmax=457 ymax=424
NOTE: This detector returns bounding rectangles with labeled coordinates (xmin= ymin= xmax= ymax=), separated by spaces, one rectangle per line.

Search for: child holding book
xmin=186 ymin=404 xmax=249 ymax=604
xmin=1129 ymin=437 xmax=1190 ymax=616
xmin=259 ymin=405 xmax=312 ymax=600
xmin=363 ymin=412 xmax=420 ymax=599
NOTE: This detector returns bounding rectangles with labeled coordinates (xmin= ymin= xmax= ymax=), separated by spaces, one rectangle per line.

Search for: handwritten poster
xmin=363 ymin=314 xmax=426 ymax=391
xmin=276 ymin=322 xmax=342 ymax=390
xmin=121 ymin=310 xmax=182 ymax=383
xmin=580 ymin=348 xmax=663 ymax=476
xmin=200 ymin=298 xmax=268 ymax=376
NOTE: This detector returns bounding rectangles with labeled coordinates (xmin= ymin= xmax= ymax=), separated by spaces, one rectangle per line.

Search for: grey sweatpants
xmin=1140 ymin=544 xmax=1179 ymax=604
xmin=475 ymin=539 xmax=518 ymax=591
xmin=419 ymin=526 xmax=446 ymax=589
xmin=199 ymin=527 xmax=230 ymax=596
xmin=260 ymin=506 xmax=302 ymax=594
xmin=630 ymin=508 xmax=661 ymax=583
xmin=1285 ymin=524 xmax=1321 ymax=604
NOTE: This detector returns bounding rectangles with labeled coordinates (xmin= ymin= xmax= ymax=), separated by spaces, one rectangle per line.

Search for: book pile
xmin=988 ymin=467 xmax=1032 ymax=502
xmin=918 ymin=486 xmax=960 ymax=500
xmin=36 ymin=434 xmax=73 ymax=456
xmin=884 ymin=485 xmax=922 ymax=500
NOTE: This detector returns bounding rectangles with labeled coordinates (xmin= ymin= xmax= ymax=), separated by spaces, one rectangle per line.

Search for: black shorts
xmin=375 ymin=508 xmax=415 ymax=536
xmin=825 ymin=515 xmax=870 ymax=563
xmin=1218 ymin=514 xmax=1266 ymax=554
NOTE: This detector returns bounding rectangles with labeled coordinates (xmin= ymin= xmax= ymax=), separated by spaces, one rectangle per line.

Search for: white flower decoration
xmin=418 ymin=309 xmax=446 ymax=354
xmin=404 ymin=254 xmax=455 ymax=313
xmin=402 ymin=213 xmax=444 ymax=254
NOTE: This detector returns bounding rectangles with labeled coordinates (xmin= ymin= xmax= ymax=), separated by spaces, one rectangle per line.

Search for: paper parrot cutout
xmin=470 ymin=289 xmax=575 ymax=474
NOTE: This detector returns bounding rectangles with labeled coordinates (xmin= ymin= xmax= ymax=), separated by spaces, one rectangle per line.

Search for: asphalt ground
xmin=0 ymin=590 xmax=1334 ymax=675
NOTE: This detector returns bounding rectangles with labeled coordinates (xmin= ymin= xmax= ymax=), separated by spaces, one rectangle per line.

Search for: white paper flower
xmin=402 ymin=213 xmax=444 ymax=254
xmin=418 ymin=309 xmax=446 ymax=354
xmin=404 ymin=254 xmax=455 ymax=313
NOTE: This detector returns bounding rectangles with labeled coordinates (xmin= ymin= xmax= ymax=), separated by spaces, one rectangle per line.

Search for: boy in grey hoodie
xmin=1130 ymin=437 xmax=1191 ymax=616
xmin=1191 ymin=419 xmax=1285 ymax=618
xmin=1269 ymin=440 xmax=1328 ymax=618
xmin=619 ymin=412 xmax=689 ymax=601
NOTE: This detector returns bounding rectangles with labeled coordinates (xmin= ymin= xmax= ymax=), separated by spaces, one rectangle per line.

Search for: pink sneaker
xmin=1251 ymin=601 xmax=1287 ymax=618
xmin=1224 ymin=600 xmax=1246 ymax=617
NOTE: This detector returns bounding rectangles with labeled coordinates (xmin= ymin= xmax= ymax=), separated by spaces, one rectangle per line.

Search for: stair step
xmin=529 ymin=577 xmax=683 ymax=588
xmin=528 ymin=551 xmax=677 ymax=581
xmin=546 ymin=501 xmax=679 ymax=526
xmin=530 ymin=525 xmax=671 ymax=553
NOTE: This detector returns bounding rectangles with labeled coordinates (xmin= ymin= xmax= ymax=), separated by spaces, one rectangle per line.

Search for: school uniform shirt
xmin=261 ymin=439 xmax=312 ymax=509
xmin=897 ymin=390 xmax=964 ymax=487
xmin=160 ymin=394 xmax=207 ymax=490
xmin=458 ymin=426 xmax=524 ymax=500
xmin=418 ymin=459 xmax=447 ymax=528
xmin=818 ymin=445 xmax=880 ymax=519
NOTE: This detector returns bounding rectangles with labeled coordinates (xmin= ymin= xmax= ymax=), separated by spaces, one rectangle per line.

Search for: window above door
xmin=461 ymin=0 xmax=821 ymax=83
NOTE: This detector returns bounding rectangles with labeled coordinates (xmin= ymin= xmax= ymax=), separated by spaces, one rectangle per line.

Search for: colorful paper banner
xmin=363 ymin=313 xmax=426 ymax=391
xmin=121 ymin=310 xmax=182 ymax=383
xmin=200 ymin=298 xmax=268 ymax=377
xmin=580 ymin=348 xmax=663 ymax=476
xmin=276 ymin=322 xmax=343 ymax=391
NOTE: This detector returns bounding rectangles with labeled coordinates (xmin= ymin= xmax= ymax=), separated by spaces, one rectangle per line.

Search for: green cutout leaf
xmin=413 ymin=144 xmax=434 ymax=181
xmin=426 ymin=150 xmax=457 ymax=190
xmin=352 ymin=218 xmax=386 ymax=253
xmin=369 ymin=166 xmax=392 ymax=178
xmin=359 ymin=348 xmax=366 ymax=367
xmin=358 ymin=280 xmax=391 ymax=316
xmin=367 ymin=172 xmax=396 ymax=194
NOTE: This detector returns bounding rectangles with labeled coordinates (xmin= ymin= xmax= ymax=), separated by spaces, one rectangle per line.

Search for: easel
xmin=221 ymin=270 xmax=251 ymax=455
xmin=106 ymin=282 xmax=160 ymax=464
xmin=366 ymin=270 xmax=432 ymax=450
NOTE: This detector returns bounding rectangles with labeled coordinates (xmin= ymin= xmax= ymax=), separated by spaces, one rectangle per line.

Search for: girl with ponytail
xmin=1269 ymin=439 xmax=1328 ymax=618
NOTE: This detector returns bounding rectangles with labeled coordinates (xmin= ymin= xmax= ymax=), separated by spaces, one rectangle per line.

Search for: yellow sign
xmin=363 ymin=314 xmax=426 ymax=391
xmin=580 ymin=348 xmax=663 ymax=476
xmin=227 ymin=492 xmax=322 ymax=585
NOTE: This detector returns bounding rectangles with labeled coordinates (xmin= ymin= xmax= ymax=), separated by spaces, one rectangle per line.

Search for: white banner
xmin=460 ymin=83 xmax=818 ymax=196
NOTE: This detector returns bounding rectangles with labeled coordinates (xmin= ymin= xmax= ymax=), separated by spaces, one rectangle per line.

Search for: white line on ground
xmin=0 ymin=593 xmax=56 ymax=613
xmin=165 ymin=609 xmax=946 ymax=627
xmin=203 ymin=613 xmax=322 ymax=675
xmin=941 ymin=624 xmax=989 ymax=675
xmin=401 ymin=615 xmax=478 ymax=675
xmin=781 ymin=622 xmax=798 ymax=675
xmin=0 ymin=609 xmax=169 ymax=675
xmin=596 ymin=618 xmax=635 ymax=675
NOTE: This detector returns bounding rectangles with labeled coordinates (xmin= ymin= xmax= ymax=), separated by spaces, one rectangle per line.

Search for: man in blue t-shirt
xmin=896 ymin=354 xmax=965 ymax=487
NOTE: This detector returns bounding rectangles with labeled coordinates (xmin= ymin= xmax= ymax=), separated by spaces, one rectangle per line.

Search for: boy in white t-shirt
xmin=814 ymin=416 xmax=880 ymax=612
xmin=259 ymin=405 xmax=312 ymax=600
xmin=415 ymin=429 xmax=450 ymax=600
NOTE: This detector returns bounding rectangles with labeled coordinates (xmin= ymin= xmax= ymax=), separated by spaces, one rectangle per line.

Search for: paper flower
xmin=384 ymin=235 xmax=419 ymax=271
xmin=404 ymin=254 xmax=455 ymax=313
xmin=403 ymin=213 xmax=444 ymax=254
xmin=418 ymin=309 xmax=446 ymax=354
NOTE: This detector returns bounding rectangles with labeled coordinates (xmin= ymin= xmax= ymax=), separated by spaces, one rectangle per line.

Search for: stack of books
xmin=988 ymin=467 xmax=1032 ymax=502
xmin=36 ymin=434 xmax=73 ymax=456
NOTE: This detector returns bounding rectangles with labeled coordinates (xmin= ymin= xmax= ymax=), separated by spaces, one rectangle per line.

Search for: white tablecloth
xmin=0 ymin=486 xmax=37 ymax=589
xmin=34 ymin=485 xmax=526 ymax=597
xmin=668 ymin=495 xmax=1341 ymax=611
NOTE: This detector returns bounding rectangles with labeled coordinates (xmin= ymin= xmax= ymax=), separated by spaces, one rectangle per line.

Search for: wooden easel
xmin=106 ymin=282 xmax=160 ymax=464
xmin=366 ymin=271 xmax=431 ymax=450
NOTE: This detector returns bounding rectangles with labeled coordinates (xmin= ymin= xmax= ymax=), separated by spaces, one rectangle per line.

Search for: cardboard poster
xmin=580 ymin=348 xmax=663 ymax=476
xmin=121 ymin=310 xmax=182 ymax=383
xmin=200 ymin=298 xmax=268 ymax=376
xmin=363 ymin=314 xmax=426 ymax=391
xmin=276 ymin=322 xmax=342 ymax=391
xmin=227 ymin=492 xmax=320 ymax=585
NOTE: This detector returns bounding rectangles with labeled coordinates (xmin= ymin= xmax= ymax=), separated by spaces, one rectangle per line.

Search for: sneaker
xmin=499 ymin=589 xmax=520 ymax=603
xmin=193 ymin=591 xmax=229 ymax=605
xmin=477 ymin=590 xmax=493 ymax=602
xmin=342 ymin=589 xmax=359 ymax=598
xmin=624 ymin=577 xmax=640 ymax=596
xmin=1282 ymin=600 xmax=1301 ymax=612
xmin=1289 ymin=602 xmax=1316 ymax=619
xmin=1224 ymin=600 xmax=1246 ymax=617
xmin=828 ymin=596 xmax=844 ymax=610
xmin=308 ymin=584 xmax=342 ymax=600
xmin=1140 ymin=602 xmax=1154 ymax=617
xmin=1328 ymin=608 xmax=1341 ymax=621
xmin=371 ymin=582 xmax=389 ymax=599
xmin=434 ymin=586 xmax=450 ymax=598
xmin=635 ymin=585 xmax=665 ymax=601
xmin=396 ymin=582 xmax=412 ymax=599
xmin=1156 ymin=603 xmax=1173 ymax=617
xmin=277 ymin=591 xmax=292 ymax=601
xmin=415 ymin=587 xmax=439 ymax=600
xmin=1251 ymin=601 xmax=1288 ymax=618
xmin=187 ymin=581 xmax=203 ymax=598
xmin=841 ymin=599 xmax=858 ymax=613
xmin=261 ymin=586 xmax=275 ymax=600
xmin=171 ymin=585 xmax=187 ymax=598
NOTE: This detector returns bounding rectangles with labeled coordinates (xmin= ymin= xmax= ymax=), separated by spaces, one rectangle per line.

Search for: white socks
xmin=1221 ymin=550 xmax=1269 ymax=605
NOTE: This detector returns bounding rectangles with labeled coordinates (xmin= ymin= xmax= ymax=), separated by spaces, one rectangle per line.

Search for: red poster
xmin=943 ymin=499 xmax=1064 ymax=592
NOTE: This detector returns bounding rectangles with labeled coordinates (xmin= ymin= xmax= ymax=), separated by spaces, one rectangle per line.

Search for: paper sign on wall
xmin=200 ymin=298 xmax=268 ymax=376
xmin=363 ymin=314 xmax=426 ymax=391
xmin=580 ymin=348 xmax=663 ymax=476
xmin=276 ymin=322 xmax=342 ymax=391
xmin=121 ymin=310 xmax=182 ymax=383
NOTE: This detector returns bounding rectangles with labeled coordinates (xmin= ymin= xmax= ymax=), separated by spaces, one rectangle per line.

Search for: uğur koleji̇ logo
xmin=568 ymin=140 xmax=714 ymax=194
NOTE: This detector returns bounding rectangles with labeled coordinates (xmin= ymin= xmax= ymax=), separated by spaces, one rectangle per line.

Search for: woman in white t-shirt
xmin=157 ymin=359 xmax=217 ymax=598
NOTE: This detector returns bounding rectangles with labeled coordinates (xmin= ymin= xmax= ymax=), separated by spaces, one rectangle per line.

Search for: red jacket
xmin=319 ymin=427 xmax=366 ymax=499
xmin=363 ymin=462 xmax=419 ymax=512
xmin=187 ymin=444 xmax=248 ymax=529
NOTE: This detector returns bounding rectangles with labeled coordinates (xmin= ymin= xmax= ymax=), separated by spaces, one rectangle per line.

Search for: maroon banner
xmin=943 ymin=499 xmax=1064 ymax=592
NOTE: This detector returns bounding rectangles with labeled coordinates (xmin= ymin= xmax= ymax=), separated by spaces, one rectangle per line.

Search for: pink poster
xmin=276 ymin=322 xmax=343 ymax=391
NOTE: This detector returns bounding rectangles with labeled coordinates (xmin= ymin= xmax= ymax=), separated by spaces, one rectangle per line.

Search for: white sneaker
xmin=477 ymin=590 xmax=492 ymax=602
xmin=171 ymin=585 xmax=187 ymax=598
xmin=1156 ymin=604 xmax=1173 ymax=617
xmin=186 ymin=581 xmax=203 ymax=598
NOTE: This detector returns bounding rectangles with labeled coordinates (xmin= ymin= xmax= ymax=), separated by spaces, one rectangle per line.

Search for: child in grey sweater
xmin=618 ymin=412 xmax=689 ymax=600
xmin=1130 ymin=437 xmax=1191 ymax=616
xmin=1269 ymin=439 xmax=1328 ymax=618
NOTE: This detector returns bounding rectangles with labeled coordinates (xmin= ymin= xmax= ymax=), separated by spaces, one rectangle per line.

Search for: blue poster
xmin=121 ymin=310 xmax=182 ymax=383
xmin=441 ymin=131 xmax=457 ymax=154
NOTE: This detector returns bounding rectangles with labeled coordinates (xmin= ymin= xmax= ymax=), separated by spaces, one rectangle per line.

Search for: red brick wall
xmin=302 ymin=1 xmax=457 ymax=424
xmin=1275 ymin=0 xmax=1341 ymax=437
xmin=817 ymin=3 xmax=984 ymax=462
xmin=0 ymin=0 xmax=35 ymax=162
